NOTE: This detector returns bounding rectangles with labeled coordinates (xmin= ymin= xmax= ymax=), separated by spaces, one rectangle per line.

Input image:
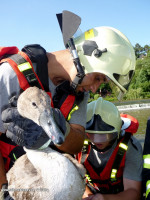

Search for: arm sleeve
xmin=68 ymin=92 xmax=89 ymax=128
xmin=123 ymin=136 xmax=143 ymax=181
xmin=0 ymin=63 xmax=20 ymax=133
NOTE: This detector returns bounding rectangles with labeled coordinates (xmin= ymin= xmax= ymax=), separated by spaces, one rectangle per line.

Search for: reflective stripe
xmin=143 ymin=155 xmax=150 ymax=159
xmin=85 ymin=174 xmax=100 ymax=191
xmin=143 ymin=155 xmax=150 ymax=169
xmin=119 ymin=143 xmax=128 ymax=150
xmin=67 ymin=105 xmax=79 ymax=121
xmin=85 ymin=29 xmax=94 ymax=40
xmin=110 ymin=168 xmax=117 ymax=179
xmin=85 ymin=174 xmax=92 ymax=182
xmin=84 ymin=140 xmax=89 ymax=145
xmin=18 ymin=62 xmax=32 ymax=72
xmin=146 ymin=180 xmax=150 ymax=198
xmin=13 ymin=153 xmax=17 ymax=161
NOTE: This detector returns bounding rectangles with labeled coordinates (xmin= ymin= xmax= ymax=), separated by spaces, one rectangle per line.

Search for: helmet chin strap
xmin=71 ymin=72 xmax=85 ymax=91
xmin=67 ymin=38 xmax=85 ymax=92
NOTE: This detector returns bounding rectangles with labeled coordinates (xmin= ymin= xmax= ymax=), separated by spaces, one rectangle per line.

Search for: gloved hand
xmin=1 ymin=95 xmax=70 ymax=149
xmin=1 ymin=96 xmax=50 ymax=149
xmin=2 ymin=106 xmax=50 ymax=149
xmin=52 ymin=107 xmax=70 ymax=139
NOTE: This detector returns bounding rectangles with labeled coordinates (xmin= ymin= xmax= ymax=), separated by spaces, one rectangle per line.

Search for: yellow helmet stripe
xmin=85 ymin=29 xmax=94 ymax=40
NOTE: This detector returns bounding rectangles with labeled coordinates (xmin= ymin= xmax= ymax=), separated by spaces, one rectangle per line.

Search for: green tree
xmin=144 ymin=45 xmax=150 ymax=54
xmin=134 ymin=43 xmax=143 ymax=58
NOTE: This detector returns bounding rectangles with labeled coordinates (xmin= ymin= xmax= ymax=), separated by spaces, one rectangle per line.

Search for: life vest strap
xmin=8 ymin=54 xmax=43 ymax=89
xmin=110 ymin=132 xmax=131 ymax=182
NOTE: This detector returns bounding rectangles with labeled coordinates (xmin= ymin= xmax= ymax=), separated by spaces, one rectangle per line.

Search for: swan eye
xmin=32 ymin=102 xmax=37 ymax=107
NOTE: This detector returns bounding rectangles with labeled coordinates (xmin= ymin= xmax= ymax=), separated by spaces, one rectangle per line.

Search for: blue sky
xmin=1 ymin=0 xmax=149 ymax=52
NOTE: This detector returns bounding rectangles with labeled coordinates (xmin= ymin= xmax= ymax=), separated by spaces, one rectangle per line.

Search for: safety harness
xmin=76 ymin=114 xmax=139 ymax=194
xmin=0 ymin=45 xmax=80 ymax=171
xmin=0 ymin=46 xmax=78 ymax=118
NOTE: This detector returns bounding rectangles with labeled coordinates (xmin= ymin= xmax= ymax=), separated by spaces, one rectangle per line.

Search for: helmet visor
xmin=113 ymin=70 xmax=134 ymax=90
xmin=108 ymin=70 xmax=134 ymax=101
xmin=86 ymin=132 xmax=118 ymax=143
xmin=86 ymin=114 xmax=116 ymax=134
xmin=108 ymin=80 xmax=124 ymax=101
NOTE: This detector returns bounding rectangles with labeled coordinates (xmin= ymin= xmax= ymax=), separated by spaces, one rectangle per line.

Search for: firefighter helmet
xmin=86 ymin=97 xmax=122 ymax=142
xmin=74 ymin=26 xmax=136 ymax=100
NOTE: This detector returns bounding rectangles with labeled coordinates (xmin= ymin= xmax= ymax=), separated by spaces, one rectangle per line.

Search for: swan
xmin=7 ymin=87 xmax=86 ymax=200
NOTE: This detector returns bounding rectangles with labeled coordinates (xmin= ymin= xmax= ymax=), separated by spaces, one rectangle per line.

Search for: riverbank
xmin=113 ymin=98 xmax=150 ymax=106
xmin=113 ymin=100 xmax=150 ymax=147
xmin=116 ymin=103 xmax=150 ymax=111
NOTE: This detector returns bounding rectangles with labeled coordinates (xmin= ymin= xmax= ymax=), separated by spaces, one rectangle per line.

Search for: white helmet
xmin=86 ymin=97 xmax=122 ymax=142
xmin=74 ymin=26 xmax=136 ymax=100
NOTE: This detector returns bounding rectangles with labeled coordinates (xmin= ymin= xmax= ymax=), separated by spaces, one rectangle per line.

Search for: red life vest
xmin=0 ymin=134 xmax=25 ymax=172
xmin=0 ymin=46 xmax=76 ymax=118
xmin=0 ymin=46 xmax=77 ymax=171
xmin=120 ymin=113 xmax=139 ymax=134
xmin=76 ymin=114 xmax=139 ymax=194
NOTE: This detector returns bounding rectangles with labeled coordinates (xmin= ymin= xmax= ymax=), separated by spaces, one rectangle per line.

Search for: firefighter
xmin=77 ymin=98 xmax=143 ymax=200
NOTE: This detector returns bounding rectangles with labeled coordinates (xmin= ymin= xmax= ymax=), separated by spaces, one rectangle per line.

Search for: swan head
xmin=17 ymin=87 xmax=65 ymax=145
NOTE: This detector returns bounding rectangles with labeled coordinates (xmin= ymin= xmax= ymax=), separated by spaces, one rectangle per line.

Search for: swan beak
xmin=39 ymin=108 xmax=65 ymax=145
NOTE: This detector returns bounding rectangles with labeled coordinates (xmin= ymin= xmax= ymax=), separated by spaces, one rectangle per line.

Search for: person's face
xmin=76 ymin=72 xmax=108 ymax=93
xmin=86 ymin=133 xmax=117 ymax=150
xmin=94 ymin=141 xmax=110 ymax=150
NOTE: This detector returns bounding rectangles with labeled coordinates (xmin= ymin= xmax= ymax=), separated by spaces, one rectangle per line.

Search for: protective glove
xmin=52 ymin=107 xmax=70 ymax=138
xmin=2 ymin=106 xmax=50 ymax=149
xmin=1 ymin=95 xmax=70 ymax=149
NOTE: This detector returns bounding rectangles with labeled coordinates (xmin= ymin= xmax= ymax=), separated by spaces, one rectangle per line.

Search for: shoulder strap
xmin=21 ymin=44 xmax=49 ymax=91
xmin=110 ymin=132 xmax=131 ymax=182
xmin=1 ymin=52 xmax=44 ymax=91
